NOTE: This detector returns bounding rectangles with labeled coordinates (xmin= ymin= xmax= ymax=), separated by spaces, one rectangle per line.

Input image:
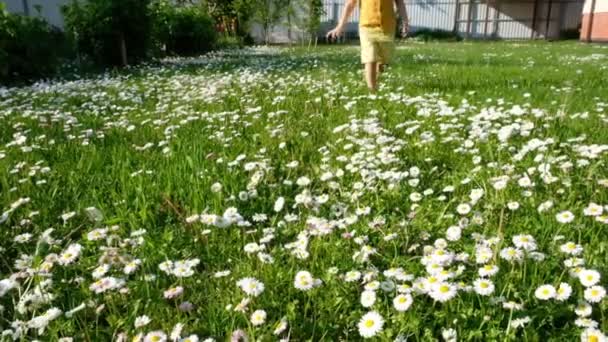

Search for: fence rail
xmin=321 ymin=0 xmax=584 ymax=39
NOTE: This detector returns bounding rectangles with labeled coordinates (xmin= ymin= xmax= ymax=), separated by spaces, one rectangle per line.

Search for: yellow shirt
xmin=359 ymin=0 xmax=396 ymax=34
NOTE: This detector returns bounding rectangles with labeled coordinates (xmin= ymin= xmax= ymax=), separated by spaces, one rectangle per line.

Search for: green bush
xmin=62 ymin=0 xmax=153 ymax=66
xmin=216 ymin=35 xmax=245 ymax=49
xmin=151 ymin=2 xmax=217 ymax=57
xmin=410 ymin=28 xmax=462 ymax=42
xmin=0 ymin=4 xmax=9 ymax=80
xmin=560 ymin=28 xmax=580 ymax=40
xmin=0 ymin=4 xmax=68 ymax=84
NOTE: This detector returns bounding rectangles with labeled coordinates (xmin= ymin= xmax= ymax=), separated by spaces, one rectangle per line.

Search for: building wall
xmin=581 ymin=0 xmax=608 ymax=41
xmin=3 ymin=0 xmax=70 ymax=28
xmin=251 ymin=0 xmax=584 ymax=43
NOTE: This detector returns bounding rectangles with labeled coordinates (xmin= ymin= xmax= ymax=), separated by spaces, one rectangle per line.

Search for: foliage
xmin=216 ymin=35 xmax=245 ymax=49
xmin=410 ymin=28 xmax=462 ymax=42
xmin=62 ymin=0 xmax=153 ymax=66
xmin=0 ymin=3 xmax=9 ymax=80
xmin=560 ymin=28 xmax=580 ymax=40
xmin=151 ymin=1 xmax=217 ymax=56
xmin=250 ymin=0 xmax=291 ymax=44
xmin=303 ymin=0 xmax=324 ymax=45
xmin=283 ymin=0 xmax=302 ymax=43
xmin=202 ymin=0 xmax=255 ymax=39
xmin=0 ymin=5 xmax=68 ymax=84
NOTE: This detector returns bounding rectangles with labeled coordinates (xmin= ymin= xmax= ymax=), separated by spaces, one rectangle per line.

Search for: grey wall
xmin=3 ymin=0 xmax=71 ymax=28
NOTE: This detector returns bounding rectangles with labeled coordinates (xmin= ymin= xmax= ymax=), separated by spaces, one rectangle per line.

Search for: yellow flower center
xmin=365 ymin=319 xmax=375 ymax=328
xmin=480 ymin=282 xmax=489 ymax=289
xmin=439 ymin=285 xmax=450 ymax=293
xmin=589 ymin=336 xmax=599 ymax=342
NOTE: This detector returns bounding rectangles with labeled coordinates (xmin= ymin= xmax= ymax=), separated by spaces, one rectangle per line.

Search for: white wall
xmin=583 ymin=0 xmax=608 ymax=12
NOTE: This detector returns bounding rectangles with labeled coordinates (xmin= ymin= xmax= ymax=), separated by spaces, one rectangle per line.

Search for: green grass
xmin=0 ymin=41 xmax=607 ymax=341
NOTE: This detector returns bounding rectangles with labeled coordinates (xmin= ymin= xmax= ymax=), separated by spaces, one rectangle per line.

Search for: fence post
xmin=544 ymin=0 xmax=553 ymax=39
xmin=466 ymin=0 xmax=473 ymax=38
xmin=586 ymin=0 xmax=597 ymax=42
xmin=493 ymin=0 xmax=500 ymax=37
xmin=333 ymin=2 xmax=339 ymax=22
xmin=483 ymin=0 xmax=491 ymax=38
xmin=454 ymin=0 xmax=461 ymax=34
xmin=531 ymin=0 xmax=539 ymax=39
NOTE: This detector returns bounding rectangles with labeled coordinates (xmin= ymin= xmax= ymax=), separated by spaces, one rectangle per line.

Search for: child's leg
xmin=376 ymin=63 xmax=385 ymax=87
xmin=375 ymin=40 xmax=393 ymax=89
xmin=364 ymin=62 xmax=378 ymax=92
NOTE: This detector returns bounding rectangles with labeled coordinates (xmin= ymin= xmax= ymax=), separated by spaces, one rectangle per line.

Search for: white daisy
xmin=393 ymin=294 xmax=413 ymax=312
xmin=478 ymin=264 xmax=499 ymax=277
xmin=579 ymin=269 xmax=601 ymax=287
xmin=274 ymin=197 xmax=285 ymax=212
xmin=135 ymin=315 xmax=151 ymax=328
xmin=236 ymin=277 xmax=264 ymax=297
xmin=512 ymin=234 xmax=537 ymax=251
xmin=560 ymin=242 xmax=583 ymax=255
xmin=584 ymin=286 xmax=606 ymax=303
xmin=357 ymin=311 xmax=384 ymax=339
xmin=429 ymin=282 xmax=457 ymax=302
xmin=556 ymin=211 xmax=575 ymax=223
xmin=534 ymin=285 xmax=556 ymax=300
xmin=456 ymin=203 xmax=471 ymax=215
xmin=583 ymin=203 xmax=604 ymax=217
xmin=144 ymin=330 xmax=167 ymax=342
xmin=575 ymin=301 xmax=593 ymax=317
xmin=580 ymin=329 xmax=606 ymax=342
xmin=273 ymin=318 xmax=288 ymax=335
xmin=294 ymin=271 xmax=314 ymax=291
xmin=473 ymin=278 xmax=495 ymax=296
xmin=556 ymin=283 xmax=572 ymax=301
xmin=250 ymin=309 xmax=267 ymax=326
xmin=360 ymin=290 xmax=377 ymax=308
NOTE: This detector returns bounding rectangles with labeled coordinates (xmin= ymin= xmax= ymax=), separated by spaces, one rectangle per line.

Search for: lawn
xmin=0 ymin=41 xmax=607 ymax=341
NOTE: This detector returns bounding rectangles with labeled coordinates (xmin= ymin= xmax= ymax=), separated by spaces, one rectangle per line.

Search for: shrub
xmin=410 ymin=29 xmax=462 ymax=42
xmin=560 ymin=28 xmax=580 ymax=40
xmin=216 ymin=35 xmax=245 ymax=50
xmin=0 ymin=4 xmax=68 ymax=84
xmin=151 ymin=2 xmax=217 ymax=57
xmin=0 ymin=4 xmax=9 ymax=80
xmin=62 ymin=0 xmax=153 ymax=67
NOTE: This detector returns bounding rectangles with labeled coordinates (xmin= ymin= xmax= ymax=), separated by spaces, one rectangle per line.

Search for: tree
xmin=252 ymin=0 xmax=285 ymax=45
xmin=303 ymin=0 xmax=324 ymax=47
xmin=253 ymin=0 xmax=273 ymax=44
xmin=63 ymin=0 xmax=153 ymax=66
xmin=202 ymin=0 xmax=254 ymax=38
xmin=283 ymin=0 xmax=302 ymax=44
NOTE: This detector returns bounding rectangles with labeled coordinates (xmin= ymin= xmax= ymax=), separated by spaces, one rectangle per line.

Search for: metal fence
xmin=321 ymin=0 xmax=584 ymax=39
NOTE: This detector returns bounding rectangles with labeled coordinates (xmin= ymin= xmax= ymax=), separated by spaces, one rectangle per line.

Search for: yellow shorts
xmin=359 ymin=26 xmax=395 ymax=64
